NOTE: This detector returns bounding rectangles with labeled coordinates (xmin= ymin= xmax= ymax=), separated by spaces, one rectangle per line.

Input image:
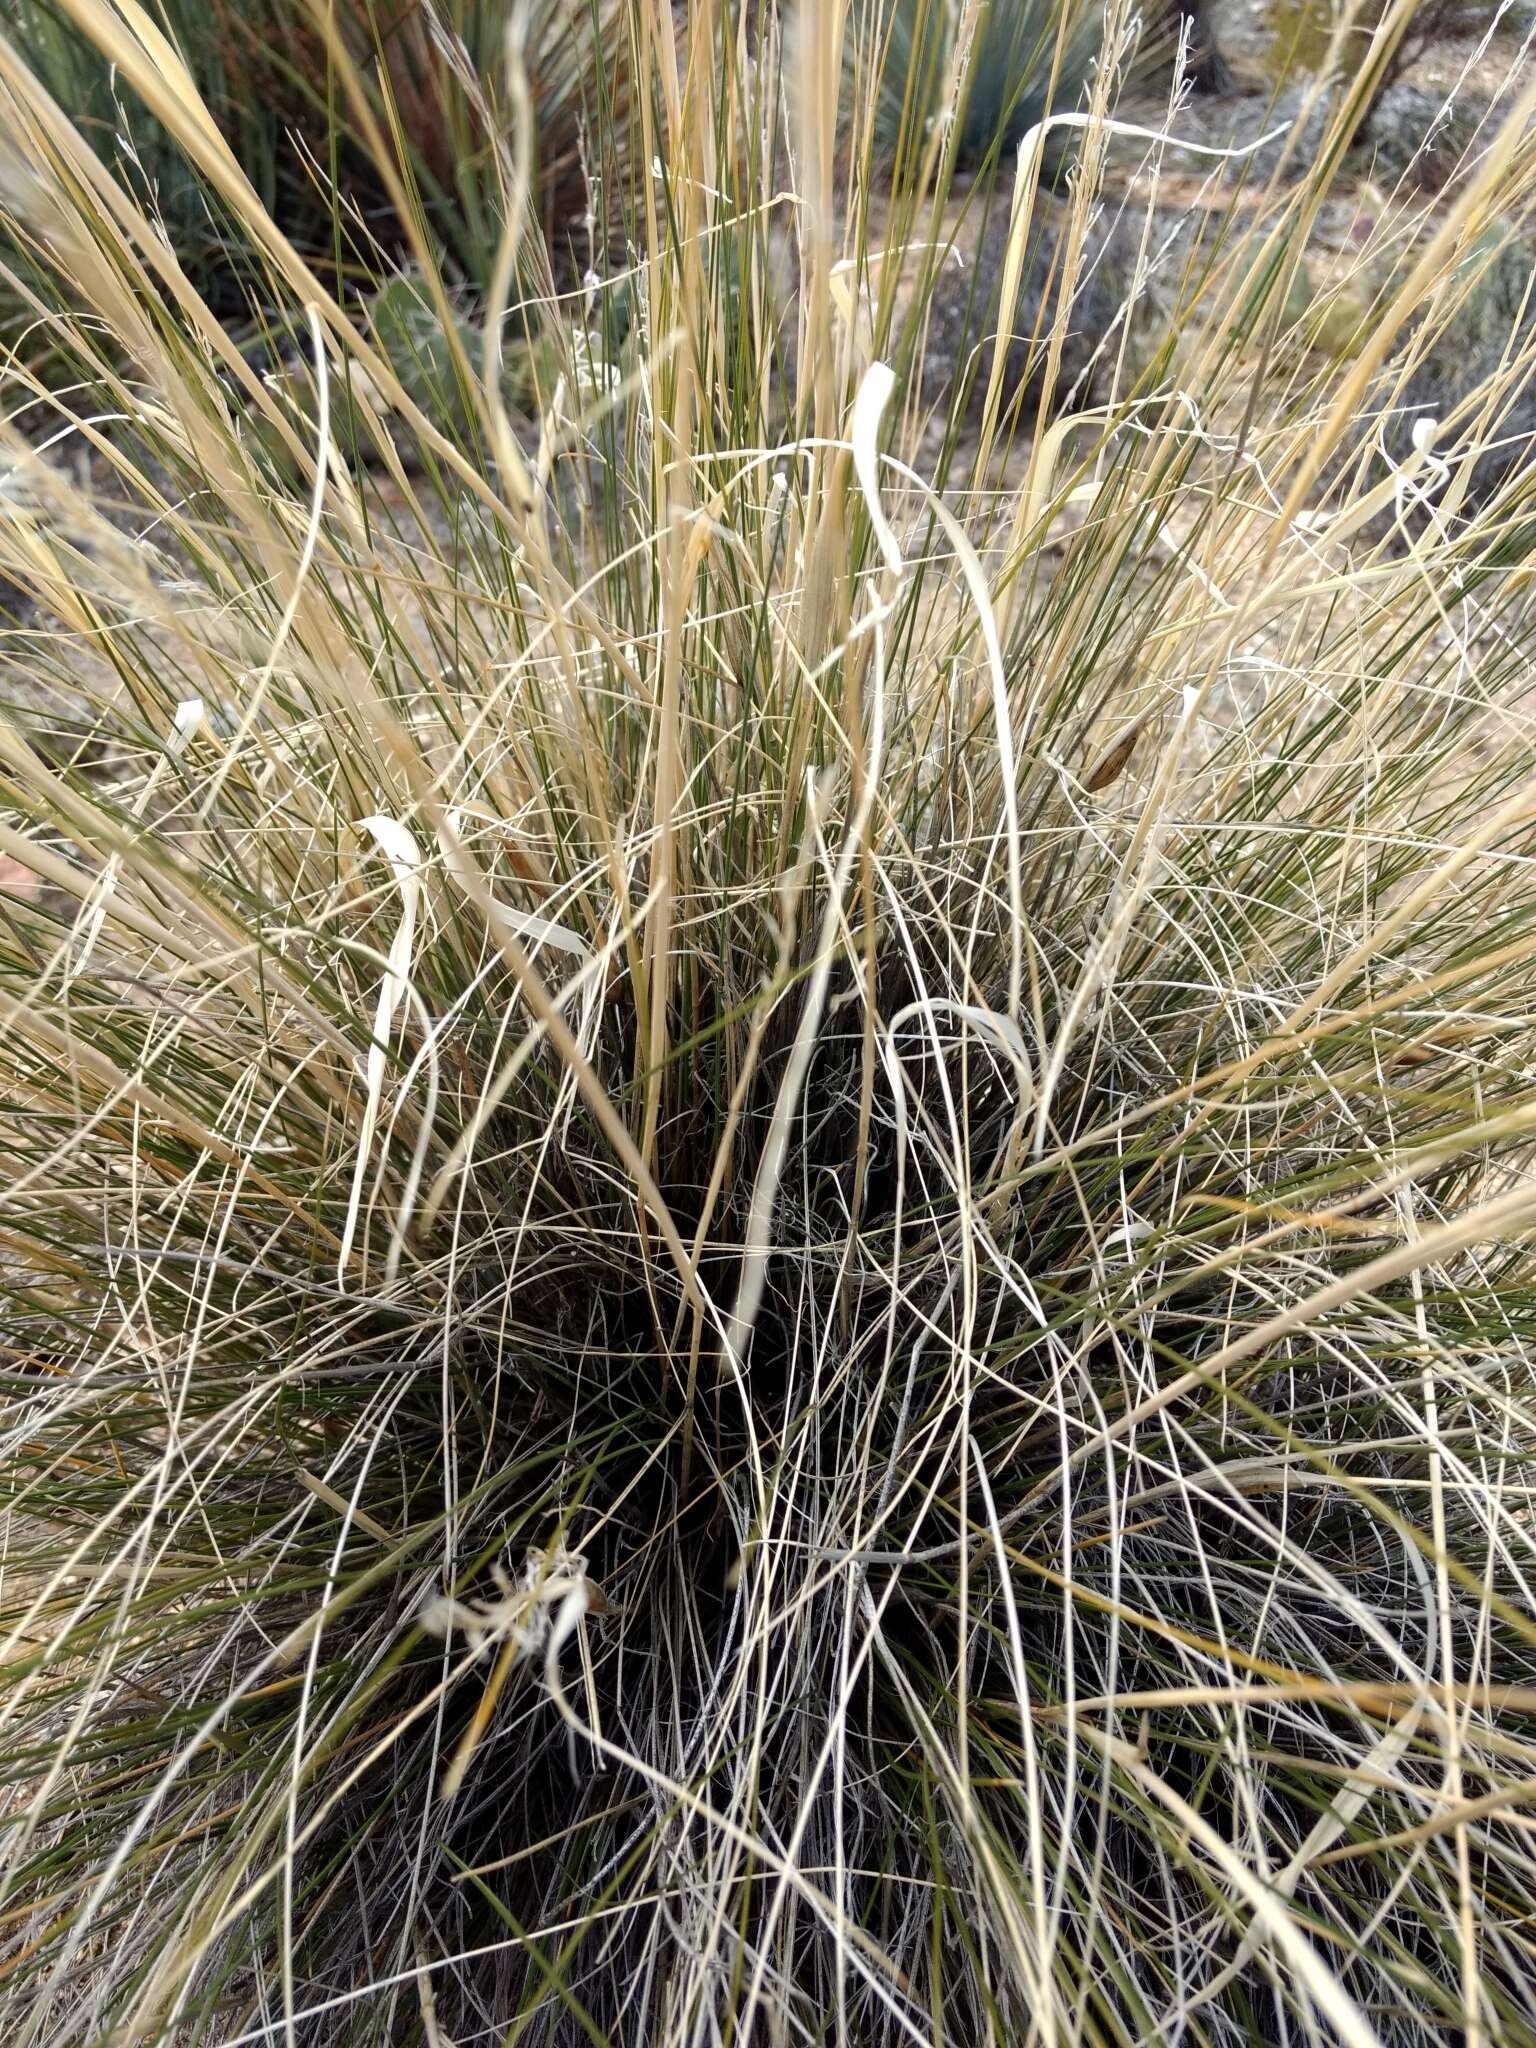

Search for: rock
xmin=1199 ymin=76 xmax=1499 ymax=195
xmin=1145 ymin=79 xmax=1339 ymax=189
xmin=1225 ymin=87 xmax=1493 ymax=197
xmin=1356 ymin=223 xmax=1536 ymax=534
xmin=1357 ymin=81 xmax=1499 ymax=192
xmin=912 ymin=199 xmax=1190 ymax=425
xmin=1246 ymin=80 xmax=1341 ymax=184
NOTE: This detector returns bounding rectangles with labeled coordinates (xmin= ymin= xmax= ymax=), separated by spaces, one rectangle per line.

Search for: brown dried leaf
xmin=1084 ymin=715 xmax=1148 ymax=793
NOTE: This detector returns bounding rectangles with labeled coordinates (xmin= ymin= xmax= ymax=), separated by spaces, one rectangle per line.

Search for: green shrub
xmin=7 ymin=0 xmax=621 ymax=297
xmin=850 ymin=0 xmax=1101 ymax=166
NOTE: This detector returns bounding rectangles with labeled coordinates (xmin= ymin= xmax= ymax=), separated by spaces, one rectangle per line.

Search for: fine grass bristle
xmin=2 ymin=1 xmax=1536 ymax=2043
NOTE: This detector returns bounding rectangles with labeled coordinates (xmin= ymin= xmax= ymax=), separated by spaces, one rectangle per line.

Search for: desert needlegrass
xmin=1 ymin=0 xmax=1535 ymax=2043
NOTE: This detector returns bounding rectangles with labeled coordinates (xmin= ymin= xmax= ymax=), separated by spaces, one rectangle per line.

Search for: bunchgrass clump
xmin=2 ymin=2 xmax=1536 ymax=2043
